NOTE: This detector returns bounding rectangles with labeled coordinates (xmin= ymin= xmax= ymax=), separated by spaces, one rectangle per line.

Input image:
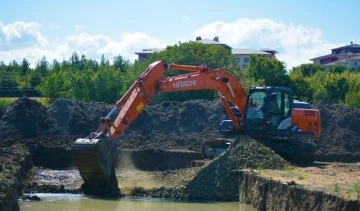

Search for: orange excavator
xmin=71 ymin=60 xmax=321 ymax=196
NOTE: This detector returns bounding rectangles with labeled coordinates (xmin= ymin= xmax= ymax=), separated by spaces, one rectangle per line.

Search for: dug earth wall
xmin=238 ymin=170 xmax=360 ymax=211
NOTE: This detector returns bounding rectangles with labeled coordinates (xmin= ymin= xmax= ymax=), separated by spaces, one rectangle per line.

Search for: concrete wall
xmin=349 ymin=59 xmax=360 ymax=69
xmin=234 ymin=54 xmax=250 ymax=69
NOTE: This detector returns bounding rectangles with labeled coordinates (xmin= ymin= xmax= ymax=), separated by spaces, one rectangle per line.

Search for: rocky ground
xmin=1 ymin=97 xmax=360 ymax=210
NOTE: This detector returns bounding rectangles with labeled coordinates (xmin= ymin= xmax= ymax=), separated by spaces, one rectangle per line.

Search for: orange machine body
xmin=292 ymin=108 xmax=321 ymax=137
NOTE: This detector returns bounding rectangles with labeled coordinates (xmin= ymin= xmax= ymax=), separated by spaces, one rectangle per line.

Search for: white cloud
xmin=180 ymin=15 xmax=190 ymax=23
xmin=193 ymin=18 xmax=344 ymax=69
xmin=48 ymin=24 xmax=60 ymax=29
xmin=0 ymin=21 xmax=48 ymax=50
xmin=74 ymin=24 xmax=85 ymax=30
xmin=0 ymin=19 xmax=345 ymax=70
xmin=0 ymin=22 xmax=164 ymax=67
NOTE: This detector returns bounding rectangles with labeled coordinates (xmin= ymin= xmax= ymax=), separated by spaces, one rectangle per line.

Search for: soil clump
xmin=0 ymin=143 xmax=32 ymax=211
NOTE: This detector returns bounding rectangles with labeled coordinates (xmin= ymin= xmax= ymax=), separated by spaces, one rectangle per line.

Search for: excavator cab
xmin=218 ymin=86 xmax=293 ymax=136
xmin=243 ymin=86 xmax=320 ymax=140
xmin=244 ymin=86 xmax=293 ymax=138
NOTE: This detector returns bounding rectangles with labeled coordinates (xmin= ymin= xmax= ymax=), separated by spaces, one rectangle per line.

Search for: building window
xmin=355 ymin=62 xmax=358 ymax=66
xmin=244 ymin=58 xmax=249 ymax=63
xmin=236 ymin=58 xmax=240 ymax=64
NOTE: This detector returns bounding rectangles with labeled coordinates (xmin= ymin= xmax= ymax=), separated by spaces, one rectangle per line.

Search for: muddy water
xmin=19 ymin=193 xmax=255 ymax=211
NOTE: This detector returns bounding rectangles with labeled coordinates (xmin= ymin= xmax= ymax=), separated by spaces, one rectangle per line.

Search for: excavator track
xmin=202 ymin=136 xmax=315 ymax=165
xmin=265 ymin=139 xmax=315 ymax=164
xmin=71 ymin=137 xmax=120 ymax=197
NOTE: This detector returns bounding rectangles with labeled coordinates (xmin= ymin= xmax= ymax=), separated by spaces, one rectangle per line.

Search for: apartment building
xmin=310 ymin=42 xmax=360 ymax=69
xmin=134 ymin=37 xmax=277 ymax=69
xmin=232 ymin=48 xmax=277 ymax=69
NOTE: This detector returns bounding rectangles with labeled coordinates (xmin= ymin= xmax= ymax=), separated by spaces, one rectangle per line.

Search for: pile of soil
xmin=1 ymin=97 xmax=360 ymax=169
xmin=0 ymin=98 xmax=226 ymax=169
xmin=120 ymin=100 xmax=224 ymax=150
xmin=0 ymin=98 xmax=60 ymax=142
xmin=0 ymin=143 xmax=32 ymax=211
xmin=0 ymin=98 xmax=224 ymax=149
xmin=311 ymin=102 xmax=360 ymax=162
xmin=184 ymin=136 xmax=288 ymax=201
xmin=141 ymin=137 xmax=288 ymax=201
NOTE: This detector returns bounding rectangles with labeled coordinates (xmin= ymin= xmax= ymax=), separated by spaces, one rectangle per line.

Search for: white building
xmin=134 ymin=37 xmax=278 ymax=69
xmin=231 ymin=48 xmax=277 ymax=69
xmin=323 ymin=55 xmax=360 ymax=69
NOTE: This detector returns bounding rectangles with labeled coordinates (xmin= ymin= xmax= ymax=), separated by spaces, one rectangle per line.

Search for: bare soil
xmin=0 ymin=144 xmax=32 ymax=211
xmin=0 ymin=98 xmax=226 ymax=169
xmin=310 ymin=102 xmax=360 ymax=162
xmin=1 ymin=97 xmax=360 ymax=208
xmin=1 ymin=97 xmax=360 ymax=168
xmin=256 ymin=162 xmax=360 ymax=201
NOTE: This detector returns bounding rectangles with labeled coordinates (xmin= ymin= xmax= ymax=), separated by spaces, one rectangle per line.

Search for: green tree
xmin=36 ymin=70 xmax=67 ymax=101
xmin=289 ymin=68 xmax=313 ymax=102
xmin=246 ymin=55 xmax=291 ymax=87
xmin=113 ymin=55 xmax=130 ymax=72
xmin=35 ymin=56 xmax=49 ymax=76
xmin=344 ymin=73 xmax=360 ymax=107
xmin=290 ymin=63 xmax=326 ymax=77
xmin=20 ymin=58 xmax=30 ymax=76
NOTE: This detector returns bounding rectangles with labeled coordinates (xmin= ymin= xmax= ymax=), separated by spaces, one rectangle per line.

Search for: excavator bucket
xmin=71 ymin=137 xmax=120 ymax=197
xmin=201 ymin=137 xmax=236 ymax=159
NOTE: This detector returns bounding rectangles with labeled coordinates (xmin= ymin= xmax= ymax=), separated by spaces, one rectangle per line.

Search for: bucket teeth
xmin=71 ymin=138 xmax=120 ymax=197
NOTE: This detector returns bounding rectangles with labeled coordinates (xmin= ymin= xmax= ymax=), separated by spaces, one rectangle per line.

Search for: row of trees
xmin=1 ymin=41 xmax=360 ymax=107
xmin=0 ymin=57 xmax=49 ymax=97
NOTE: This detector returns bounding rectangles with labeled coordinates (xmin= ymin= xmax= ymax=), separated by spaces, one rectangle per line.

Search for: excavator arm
xmin=98 ymin=60 xmax=248 ymax=141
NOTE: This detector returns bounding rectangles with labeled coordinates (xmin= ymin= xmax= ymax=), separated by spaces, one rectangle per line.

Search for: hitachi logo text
xmin=173 ymin=80 xmax=197 ymax=89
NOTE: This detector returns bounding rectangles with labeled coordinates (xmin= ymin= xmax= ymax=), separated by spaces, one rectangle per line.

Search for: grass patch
xmin=0 ymin=97 xmax=50 ymax=110
xmin=0 ymin=98 xmax=14 ymax=110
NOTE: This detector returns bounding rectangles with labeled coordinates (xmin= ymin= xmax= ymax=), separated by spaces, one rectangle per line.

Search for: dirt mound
xmin=0 ymin=98 xmax=225 ymax=169
xmin=311 ymin=102 xmax=360 ymax=162
xmin=0 ymin=98 xmax=60 ymax=141
xmin=2 ymin=97 xmax=360 ymax=169
xmin=47 ymin=99 xmax=113 ymax=136
xmin=120 ymin=100 xmax=224 ymax=150
xmin=0 ymin=98 xmax=224 ymax=150
xmin=185 ymin=136 xmax=288 ymax=201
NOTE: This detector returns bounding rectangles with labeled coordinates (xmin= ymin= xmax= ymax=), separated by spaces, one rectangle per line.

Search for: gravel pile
xmin=184 ymin=136 xmax=288 ymax=201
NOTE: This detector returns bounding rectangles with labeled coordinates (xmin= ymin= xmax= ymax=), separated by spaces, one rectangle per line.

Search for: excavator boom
xmin=71 ymin=60 xmax=321 ymax=197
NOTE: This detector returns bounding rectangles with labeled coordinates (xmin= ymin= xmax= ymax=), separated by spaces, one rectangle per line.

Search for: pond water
xmin=19 ymin=193 xmax=255 ymax=211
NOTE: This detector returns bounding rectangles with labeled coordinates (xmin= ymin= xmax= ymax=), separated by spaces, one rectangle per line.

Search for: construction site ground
xmin=22 ymin=161 xmax=360 ymax=201
xmin=256 ymin=162 xmax=360 ymax=201
xmin=1 ymin=97 xmax=360 ymax=209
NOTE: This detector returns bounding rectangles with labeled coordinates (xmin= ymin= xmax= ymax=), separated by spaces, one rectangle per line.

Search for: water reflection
xmin=20 ymin=193 xmax=255 ymax=211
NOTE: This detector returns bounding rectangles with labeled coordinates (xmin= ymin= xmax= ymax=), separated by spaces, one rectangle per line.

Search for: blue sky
xmin=1 ymin=0 xmax=359 ymax=69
